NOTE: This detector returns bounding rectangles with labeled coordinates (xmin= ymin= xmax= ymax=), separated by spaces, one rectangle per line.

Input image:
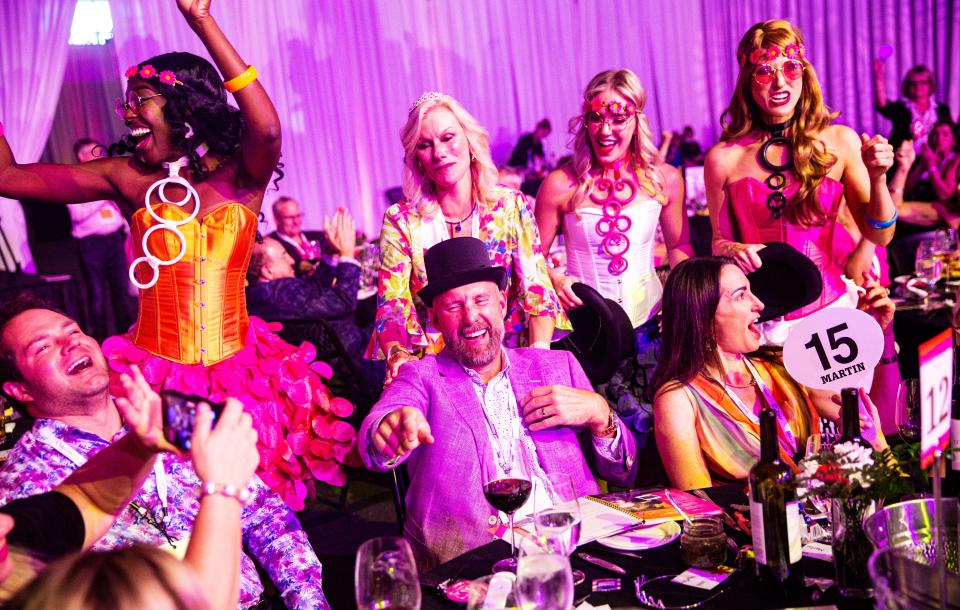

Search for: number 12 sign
xmin=920 ymin=329 xmax=954 ymax=470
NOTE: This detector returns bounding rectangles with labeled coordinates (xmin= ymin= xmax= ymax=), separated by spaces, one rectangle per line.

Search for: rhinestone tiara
xmin=409 ymin=91 xmax=446 ymax=113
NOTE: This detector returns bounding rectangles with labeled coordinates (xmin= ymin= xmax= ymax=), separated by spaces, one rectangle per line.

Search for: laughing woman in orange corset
xmin=0 ymin=0 xmax=354 ymax=510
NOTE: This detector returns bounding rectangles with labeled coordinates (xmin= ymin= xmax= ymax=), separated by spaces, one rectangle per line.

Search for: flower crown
xmin=748 ymin=43 xmax=806 ymax=65
xmin=409 ymin=91 xmax=446 ymax=113
xmin=124 ymin=64 xmax=183 ymax=86
xmin=583 ymin=96 xmax=637 ymax=115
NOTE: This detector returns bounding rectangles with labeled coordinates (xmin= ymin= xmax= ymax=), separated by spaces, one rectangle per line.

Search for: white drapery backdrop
xmin=25 ymin=0 xmax=960 ymax=245
xmin=0 ymin=0 xmax=78 ymax=271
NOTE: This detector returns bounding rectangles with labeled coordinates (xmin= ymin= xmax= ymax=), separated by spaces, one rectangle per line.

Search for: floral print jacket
xmin=365 ymin=187 xmax=570 ymax=359
xmin=0 ymin=418 xmax=330 ymax=610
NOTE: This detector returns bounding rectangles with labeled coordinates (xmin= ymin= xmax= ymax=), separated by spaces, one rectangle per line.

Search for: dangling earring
xmin=184 ymin=122 xmax=195 ymax=139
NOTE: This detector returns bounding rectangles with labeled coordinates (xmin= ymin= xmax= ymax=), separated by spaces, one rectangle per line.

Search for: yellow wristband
xmin=224 ymin=65 xmax=258 ymax=93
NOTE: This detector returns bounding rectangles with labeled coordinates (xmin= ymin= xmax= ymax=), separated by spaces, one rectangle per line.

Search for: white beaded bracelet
xmin=198 ymin=481 xmax=252 ymax=505
xmin=531 ymin=341 xmax=552 ymax=350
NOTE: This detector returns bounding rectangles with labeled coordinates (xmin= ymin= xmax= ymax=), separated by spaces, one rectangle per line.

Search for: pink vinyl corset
xmin=727 ymin=176 xmax=848 ymax=320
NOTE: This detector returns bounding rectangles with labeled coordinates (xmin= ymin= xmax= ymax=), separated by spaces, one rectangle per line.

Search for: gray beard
xmin=448 ymin=325 xmax=504 ymax=369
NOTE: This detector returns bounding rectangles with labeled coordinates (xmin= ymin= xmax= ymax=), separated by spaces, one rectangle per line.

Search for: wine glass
xmin=481 ymin=436 xmax=532 ymax=573
xmin=516 ymin=541 xmax=575 ymax=610
xmin=533 ymin=473 xmax=584 ymax=584
xmin=355 ymin=536 xmax=421 ymax=610
xmin=895 ymin=378 xmax=922 ymax=443
xmin=916 ymin=239 xmax=943 ymax=287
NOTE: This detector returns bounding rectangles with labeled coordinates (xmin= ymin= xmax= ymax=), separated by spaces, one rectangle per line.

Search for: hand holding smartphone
xmin=161 ymin=390 xmax=224 ymax=451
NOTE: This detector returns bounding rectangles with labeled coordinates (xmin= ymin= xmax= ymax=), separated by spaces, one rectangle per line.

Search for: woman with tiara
xmin=368 ymin=91 xmax=569 ymax=385
xmin=0 ymin=0 xmax=356 ymax=511
xmin=704 ymin=19 xmax=896 ymax=345
xmin=535 ymin=68 xmax=692 ymax=443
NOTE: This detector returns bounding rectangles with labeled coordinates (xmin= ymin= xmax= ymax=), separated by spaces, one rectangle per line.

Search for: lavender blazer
xmin=359 ymin=346 xmax=638 ymax=570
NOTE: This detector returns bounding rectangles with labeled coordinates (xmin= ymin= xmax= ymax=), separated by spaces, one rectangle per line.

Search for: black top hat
xmin=418 ymin=237 xmax=508 ymax=306
xmin=747 ymin=242 xmax=823 ymax=323
xmin=552 ymin=283 xmax=635 ymax=385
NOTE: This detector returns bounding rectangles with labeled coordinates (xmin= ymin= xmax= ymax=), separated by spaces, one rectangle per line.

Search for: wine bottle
xmin=749 ymin=409 xmax=803 ymax=584
xmin=838 ymin=387 xmax=871 ymax=448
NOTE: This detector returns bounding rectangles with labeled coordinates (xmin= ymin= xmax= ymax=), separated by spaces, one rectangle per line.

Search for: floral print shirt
xmin=0 ymin=418 xmax=330 ymax=610
xmin=365 ymin=187 xmax=570 ymax=359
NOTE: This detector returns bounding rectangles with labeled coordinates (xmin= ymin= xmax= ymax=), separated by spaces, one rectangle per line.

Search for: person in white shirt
xmin=69 ymin=139 xmax=136 ymax=339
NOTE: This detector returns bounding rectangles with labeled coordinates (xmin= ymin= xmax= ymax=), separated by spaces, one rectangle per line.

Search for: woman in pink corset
xmin=705 ymin=19 xmax=896 ymax=344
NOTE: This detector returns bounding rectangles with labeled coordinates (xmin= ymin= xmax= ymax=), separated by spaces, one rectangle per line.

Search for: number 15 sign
xmin=919 ymin=329 xmax=953 ymax=470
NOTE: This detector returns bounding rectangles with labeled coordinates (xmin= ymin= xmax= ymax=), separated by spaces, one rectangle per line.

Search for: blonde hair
xmin=400 ymin=94 xmax=500 ymax=218
xmin=720 ymin=19 xmax=838 ymax=227
xmin=567 ymin=69 xmax=665 ymax=210
xmin=5 ymin=545 xmax=208 ymax=610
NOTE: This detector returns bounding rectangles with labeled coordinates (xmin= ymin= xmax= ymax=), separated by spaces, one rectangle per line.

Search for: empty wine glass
xmin=533 ymin=473 xmax=584 ymax=584
xmin=895 ymin=378 xmax=921 ymax=443
xmin=516 ymin=543 xmax=575 ymax=610
xmin=916 ymin=239 xmax=943 ymax=287
xmin=481 ymin=436 xmax=532 ymax=573
xmin=355 ymin=536 xmax=421 ymax=610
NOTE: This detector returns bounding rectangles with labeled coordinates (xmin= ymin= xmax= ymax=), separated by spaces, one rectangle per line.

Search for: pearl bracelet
xmin=531 ymin=340 xmax=552 ymax=350
xmin=198 ymin=481 xmax=252 ymax=505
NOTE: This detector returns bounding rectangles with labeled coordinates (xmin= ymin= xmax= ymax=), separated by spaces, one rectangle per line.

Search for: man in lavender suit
xmin=359 ymin=237 xmax=638 ymax=570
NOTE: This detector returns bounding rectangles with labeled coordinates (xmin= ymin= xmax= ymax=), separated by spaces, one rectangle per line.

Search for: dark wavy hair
xmin=650 ymin=257 xmax=736 ymax=397
xmin=110 ymin=52 xmax=283 ymax=187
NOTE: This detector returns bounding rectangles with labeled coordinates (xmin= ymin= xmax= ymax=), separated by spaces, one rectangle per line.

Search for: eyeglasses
xmin=584 ymin=111 xmax=635 ymax=130
xmin=752 ymin=60 xmax=804 ymax=85
xmin=114 ymin=92 xmax=163 ymax=120
xmin=276 ymin=213 xmax=304 ymax=221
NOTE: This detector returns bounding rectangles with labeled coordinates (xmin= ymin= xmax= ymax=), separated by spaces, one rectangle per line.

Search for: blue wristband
xmin=865 ymin=208 xmax=898 ymax=229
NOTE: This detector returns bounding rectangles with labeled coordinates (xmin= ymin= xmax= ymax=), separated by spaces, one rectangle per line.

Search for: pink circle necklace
xmin=590 ymin=160 xmax=636 ymax=275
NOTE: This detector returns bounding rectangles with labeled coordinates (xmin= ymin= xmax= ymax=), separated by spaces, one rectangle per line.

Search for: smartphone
xmin=160 ymin=390 xmax=223 ymax=451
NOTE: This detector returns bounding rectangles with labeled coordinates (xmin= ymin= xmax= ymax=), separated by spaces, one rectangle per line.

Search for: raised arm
xmin=185 ymin=399 xmax=260 ymax=610
xmin=657 ymin=163 xmax=693 ymax=266
xmin=56 ymin=366 xmax=174 ymax=549
xmin=872 ymin=59 xmax=889 ymax=110
xmin=836 ymin=126 xmax=896 ymax=246
xmin=177 ymin=0 xmax=281 ymax=187
xmin=0 ymin=136 xmax=121 ymax=205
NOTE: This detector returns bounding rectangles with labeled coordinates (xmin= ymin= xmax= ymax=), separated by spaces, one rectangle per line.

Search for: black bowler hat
xmin=747 ymin=242 xmax=823 ymax=323
xmin=552 ymin=283 xmax=635 ymax=385
xmin=419 ymin=237 xmax=508 ymax=306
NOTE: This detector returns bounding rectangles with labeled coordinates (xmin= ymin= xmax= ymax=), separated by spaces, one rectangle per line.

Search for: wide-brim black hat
xmin=418 ymin=237 xmax=508 ymax=306
xmin=748 ymin=242 xmax=823 ymax=323
xmin=552 ymin=283 xmax=635 ymax=385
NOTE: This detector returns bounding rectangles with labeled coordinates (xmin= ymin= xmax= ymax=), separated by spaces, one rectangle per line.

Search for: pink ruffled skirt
xmin=102 ymin=316 xmax=359 ymax=511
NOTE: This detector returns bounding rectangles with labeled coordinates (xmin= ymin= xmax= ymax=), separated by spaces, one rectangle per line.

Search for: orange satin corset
xmin=130 ymin=203 xmax=257 ymax=365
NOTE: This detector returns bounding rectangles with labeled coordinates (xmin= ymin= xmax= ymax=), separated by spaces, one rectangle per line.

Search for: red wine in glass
xmin=483 ymin=478 xmax=532 ymax=513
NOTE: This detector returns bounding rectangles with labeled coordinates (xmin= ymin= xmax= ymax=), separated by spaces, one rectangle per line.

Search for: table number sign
xmin=919 ymin=329 xmax=953 ymax=470
xmin=783 ymin=308 xmax=884 ymax=392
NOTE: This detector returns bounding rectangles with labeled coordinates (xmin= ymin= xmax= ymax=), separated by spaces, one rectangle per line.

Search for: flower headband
xmin=583 ymin=96 xmax=637 ymax=115
xmin=124 ymin=64 xmax=183 ymax=86
xmin=409 ymin=91 xmax=447 ymax=113
xmin=748 ymin=43 xmax=806 ymax=65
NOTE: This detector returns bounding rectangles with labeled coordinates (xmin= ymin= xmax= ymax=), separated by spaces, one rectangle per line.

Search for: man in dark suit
xmin=248 ymin=208 xmax=383 ymax=400
xmin=267 ymin=196 xmax=333 ymax=279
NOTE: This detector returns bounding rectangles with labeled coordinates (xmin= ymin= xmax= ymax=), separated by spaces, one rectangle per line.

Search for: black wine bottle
xmin=749 ymin=409 xmax=803 ymax=584
xmin=838 ymin=388 xmax=870 ymax=448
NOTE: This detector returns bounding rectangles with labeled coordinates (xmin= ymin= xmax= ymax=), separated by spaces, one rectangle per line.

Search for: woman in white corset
xmin=535 ymin=68 xmax=692 ymax=444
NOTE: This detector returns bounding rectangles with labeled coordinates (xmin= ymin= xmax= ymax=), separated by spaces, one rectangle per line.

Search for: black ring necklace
xmin=757 ymin=117 xmax=793 ymax=219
